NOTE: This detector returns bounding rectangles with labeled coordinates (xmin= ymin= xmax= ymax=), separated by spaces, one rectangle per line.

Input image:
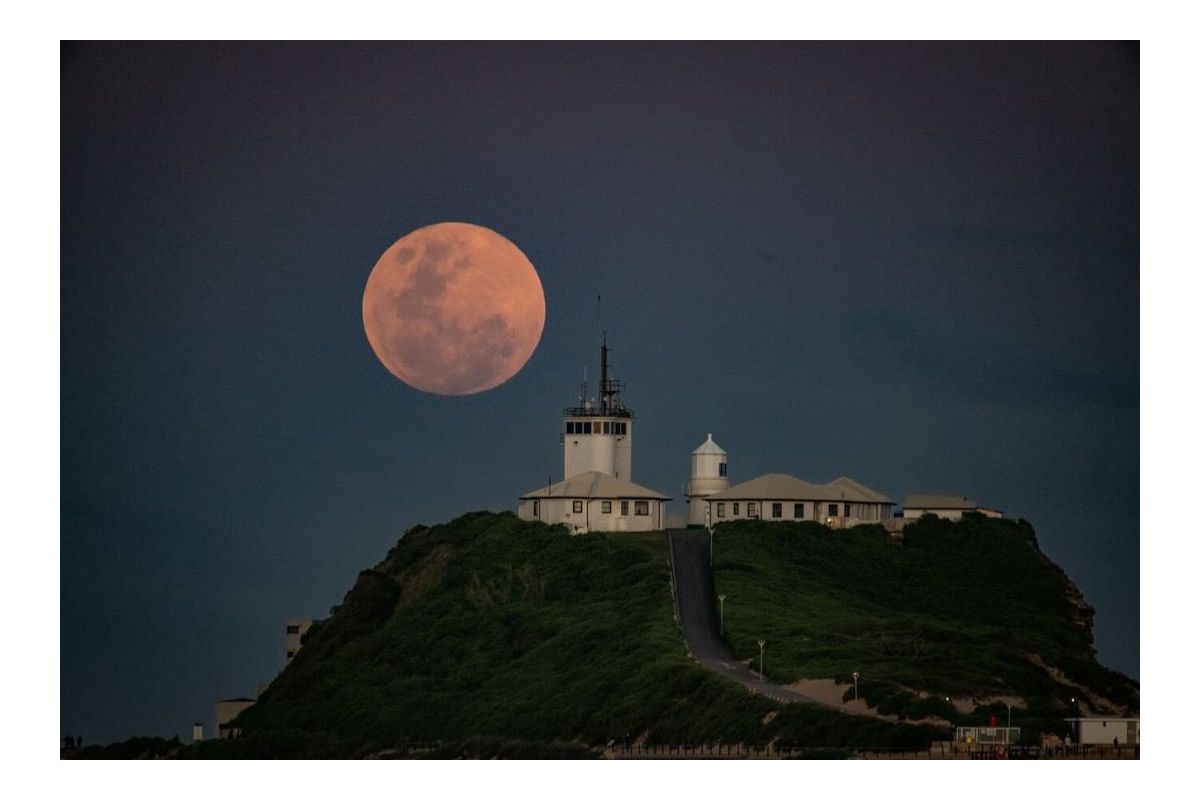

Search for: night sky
xmin=61 ymin=41 xmax=1139 ymax=744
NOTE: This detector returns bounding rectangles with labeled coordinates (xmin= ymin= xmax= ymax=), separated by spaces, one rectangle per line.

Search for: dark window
xmin=603 ymin=422 xmax=611 ymax=434
xmin=747 ymin=502 xmax=757 ymax=517
xmin=794 ymin=503 xmax=804 ymax=519
xmin=573 ymin=500 xmax=583 ymax=513
xmin=286 ymin=625 xmax=300 ymax=635
xmin=620 ymin=501 xmax=629 ymax=515
xmin=719 ymin=462 xmax=727 ymax=477
xmin=733 ymin=502 xmax=740 ymax=515
xmin=533 ymin=500 xmax=540 ymax=517
xmin=716 ymin=502 xmax=725 ymax=518
xmin=634 ymin=501 xmax=649 ymax=516
xmin=286 ymin=650 xmax=296 ymax=659
xmin=601 ymin=500 xmax=612 ymax=513
xmin=844 ymin=503 xmax=850 ymax=517
xmin=828 ymin=503 xmax=837 ymax=516
xmin=772 ymin=503 xmax=782 ymax=518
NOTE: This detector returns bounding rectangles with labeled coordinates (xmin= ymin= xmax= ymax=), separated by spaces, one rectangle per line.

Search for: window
xmin=794 ymin=503 xmax=804 ymax=519
xmin=747 ymin=502 xmax=757 ymax=517
xmin=733 ymin=502 xmax=740 ymax=515
xmin=601 ymin=500 xmax=612 ymax=513
xmin=828 ymin=503 xmax=838 ymax=516
xmin=573 ymin=500 xmax=583 ymax=513
xmin=844 ymin=503 xmax=850 ymax=517
xmin=772 ymin=503 xmax=782 ymax=518
xmin=286 ymin=649 xmax=296 ymax=659
xmin=719 ymin=462 xmax=727 ymax=477
xmin=603 ymin=422 xmax=610 ymax=434
xmin=286 ymin=625 xmax=300 ymax=635
xmin=634 ymin=501 xmax=649 ymax=516
xmin=716 ymin=502 xmax=725 ymax=518
xmin=533 ymin=500 xmax=540 ymax=517
xmin=620 ymin=501 xmax=629 ymax=515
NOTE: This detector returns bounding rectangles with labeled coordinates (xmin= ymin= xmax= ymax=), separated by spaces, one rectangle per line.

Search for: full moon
xmin=362 ymin=222 xmax=546 ymax=395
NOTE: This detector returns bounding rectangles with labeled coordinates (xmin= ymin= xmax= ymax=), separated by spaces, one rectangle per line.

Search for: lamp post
xmin=717 ymin=594 xmax=726 ymax=636
xmin=757 ymin=640 xmax=766 ymax=681
xmin=1070 ymin=696 xmax=1079 ymax=750
xmin=708 ymin=527 xmax=714 ymax=567
xmin=852 ymin=671 xmax=859 ymax=702
xmin=1006 ymin=702 xmax=1013 ymax=745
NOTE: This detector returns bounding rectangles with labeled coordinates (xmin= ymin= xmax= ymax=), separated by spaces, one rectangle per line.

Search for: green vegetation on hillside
xmin=712 ymin=514 xmax=1137 ymax=737
xmin=231 ymin=512 xmax=942 ymax=756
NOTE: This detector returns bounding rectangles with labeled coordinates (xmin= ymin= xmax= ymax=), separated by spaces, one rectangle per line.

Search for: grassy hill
xmin=712 ymin=514 xmax=1137 ymax=737
xmin=213 ymin=511 xmax=943 ymax=757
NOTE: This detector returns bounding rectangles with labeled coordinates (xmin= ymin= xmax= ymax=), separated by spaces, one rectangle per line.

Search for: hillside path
xmin=666 ymin=529 xmax=853 ymax=710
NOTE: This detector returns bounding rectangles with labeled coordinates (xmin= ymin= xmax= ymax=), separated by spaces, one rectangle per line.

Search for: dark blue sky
xmin=61 ymin=41 xmax=1139 ymax=743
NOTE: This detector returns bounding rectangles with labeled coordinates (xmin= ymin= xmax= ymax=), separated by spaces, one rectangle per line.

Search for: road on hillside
xmin=667 ymin=529 xmax=842 ymax=708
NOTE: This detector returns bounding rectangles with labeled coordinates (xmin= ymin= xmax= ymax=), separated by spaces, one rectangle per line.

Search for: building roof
xmin=692 ymin=433 xmax=726 ymax=456
xmin=904 ymin=494 xmax=998 ymax=511
xmin=520 ymin=471 xmax=669 ymax=500
xmin=705 ymin=473 xmax=893 ymax=503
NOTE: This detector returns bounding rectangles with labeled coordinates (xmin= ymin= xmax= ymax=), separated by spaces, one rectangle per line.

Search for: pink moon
xmin=362 ymin=222 xmax=546 ymax=395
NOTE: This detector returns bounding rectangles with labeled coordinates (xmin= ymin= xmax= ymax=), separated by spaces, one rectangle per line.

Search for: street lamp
xmin=852 ymin=671 xmax=859 ymax=701
xmin=717 ymin=594 xmax=726 ymax=636
xmin=757 ymin=640 xmax=766 ymax=681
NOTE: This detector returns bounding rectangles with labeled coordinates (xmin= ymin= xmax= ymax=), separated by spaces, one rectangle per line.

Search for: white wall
xmin=562 ymin=417 xmax=633 ymax=480
xmin=1079 ymin=718 xmax=1139 ymax=745
xmin=518 ymin=496 xmax=662 ymax=533
xmin=707 ymin=499 xmax=891 ymax=526
xmin=902 ymin=508 xmax=1003 ymax=520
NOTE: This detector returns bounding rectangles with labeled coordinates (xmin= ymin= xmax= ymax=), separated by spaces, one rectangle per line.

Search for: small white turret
xmin=687 ymin=433 xmax=729 ymax=528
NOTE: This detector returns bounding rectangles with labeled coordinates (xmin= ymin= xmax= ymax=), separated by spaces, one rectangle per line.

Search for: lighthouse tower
xmin=687 ymin=433 xmax=728 ymax=528
xmin=561 ymin=338 xmax=634 ymax=481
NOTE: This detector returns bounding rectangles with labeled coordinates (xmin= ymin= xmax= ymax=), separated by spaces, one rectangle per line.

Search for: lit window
xmin=634 ymin=501 xmax=649 ymax=516
xmin=719 ymin=462 xmax=727 ymax=477
xmin=573 ymin=500 xmax=583 ymax=513
xmin=747 ymin=502 xmax=757 ymax=517
xmin=794 ymin=503 xmax=804 ymax=519
xmin=621 ymin=501 xmax=629 ymax=515
xmin=828 ymin=503 xmax=837 ymax=516
xmin=717 ymin=502 xmax=725 ymax=518
xmin=772 ymin=503 xmax=782 ymax=518
xmin=601 ymin=500 xmax=612 ymax=513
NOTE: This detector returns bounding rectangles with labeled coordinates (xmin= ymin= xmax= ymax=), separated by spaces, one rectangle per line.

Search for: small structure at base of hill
xmin=1068 ymin=716 xmax=1140 ymax=745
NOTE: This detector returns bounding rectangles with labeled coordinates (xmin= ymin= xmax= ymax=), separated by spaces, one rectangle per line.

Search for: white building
xmin=518 ymin=338 xmax=669 ymax=533
xmin=704 ymin=473 xmax=894 ymax=529
xmin=1069 ymin=716 xmax=1139 ymax=746
xmin=686 ymin=434 xmax=729 ymax=528
xmin=902 ymin=494 xmax=1002 ymax=520
xmin=517 ymin=470 xmax=668 ymax=533
xmin=285 ymin=619 xmax=314 ymax=662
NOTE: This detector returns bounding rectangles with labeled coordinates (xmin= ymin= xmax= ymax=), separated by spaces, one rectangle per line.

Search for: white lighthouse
xmin=561 ymin=337 xmax=633 ymax=481
xmin=687 ymin=433 xmax=729 ymax=528
xmin=518 ymin=337 xmax=668 ymax=533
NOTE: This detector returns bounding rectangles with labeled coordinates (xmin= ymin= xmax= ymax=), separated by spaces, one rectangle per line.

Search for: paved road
xmin=667 ymin=529 xmax=839 ymax=708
